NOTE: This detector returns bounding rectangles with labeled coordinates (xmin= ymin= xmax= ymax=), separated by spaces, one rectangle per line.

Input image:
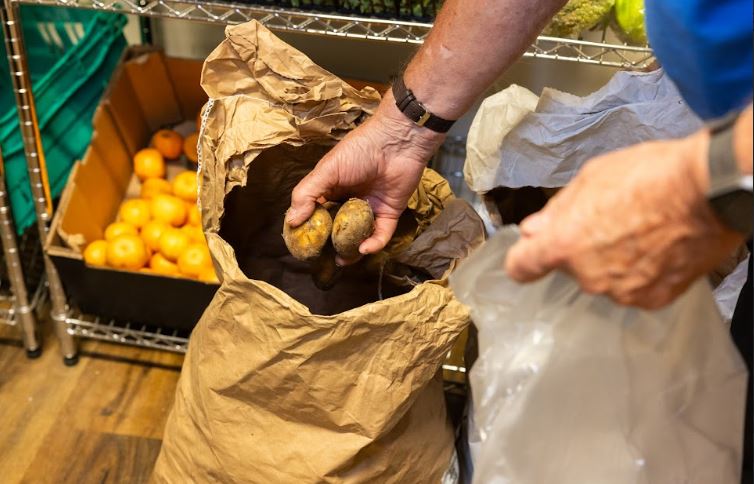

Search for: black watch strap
xmin=392 ymin=77 xmax=455 ymax=133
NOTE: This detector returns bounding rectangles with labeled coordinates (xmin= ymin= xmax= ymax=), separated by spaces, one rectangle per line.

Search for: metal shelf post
xmin=0 ymin=148 xmax=41 ymax=356
xmin=1 ymin=0 xmax=77 ymax=364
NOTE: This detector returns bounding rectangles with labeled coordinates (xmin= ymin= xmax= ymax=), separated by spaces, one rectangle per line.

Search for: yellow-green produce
xmin=544 ymin=0 xmax=615 ymax=38
xmin=614 ymin=0 xmax=647 ymax=45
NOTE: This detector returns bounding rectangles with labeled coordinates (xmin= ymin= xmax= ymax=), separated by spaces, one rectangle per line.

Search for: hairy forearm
xmin=734 ymin=104 xmax=753 ymax=175
xmin=404 ymin=0 xmax=567 ymax=120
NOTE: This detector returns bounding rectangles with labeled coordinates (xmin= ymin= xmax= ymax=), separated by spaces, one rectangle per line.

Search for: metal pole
xmin=0 ymin=149 xmax=40 ymax=357
xmin=1 ymin=0 xmax=78 ymax=365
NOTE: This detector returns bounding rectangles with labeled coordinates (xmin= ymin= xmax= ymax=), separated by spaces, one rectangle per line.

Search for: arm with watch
xmin=286 ymin=0 xmax=569 ymax=259
xmin=287 ymin=0 xmax=753 ymax=309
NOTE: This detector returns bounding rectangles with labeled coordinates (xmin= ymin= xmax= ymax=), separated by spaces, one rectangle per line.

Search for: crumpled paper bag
xmin=451 ymin=228 xmax=747 ymax=484
xmin=153 ymin=20 xmax=484 ymax=484
xmin=465 ymin=69 xmax=704 ymax=193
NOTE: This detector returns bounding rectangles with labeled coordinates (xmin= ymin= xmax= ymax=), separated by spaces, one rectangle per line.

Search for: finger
xmin=504 ymin=234 xmax=561 ymax=283
xmin=287 ymin=168 xmax=334 ymax=227
xmin=359 ymin=217 xmax=399 ymax=255
xmin=519 ymin=211 xmax=549 ymax=237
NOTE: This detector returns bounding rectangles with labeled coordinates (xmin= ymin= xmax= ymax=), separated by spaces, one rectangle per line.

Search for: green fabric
xmin=0 ymin=7 xmax=126 ymax=233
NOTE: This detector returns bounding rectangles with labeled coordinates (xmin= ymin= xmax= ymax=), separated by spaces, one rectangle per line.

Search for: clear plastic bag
xmin=450 ymin=228 xmax=748 ymax=484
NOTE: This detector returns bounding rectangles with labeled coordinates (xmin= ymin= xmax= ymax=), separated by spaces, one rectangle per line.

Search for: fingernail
xmin=285 ymin=209 xmax=296 ymax=224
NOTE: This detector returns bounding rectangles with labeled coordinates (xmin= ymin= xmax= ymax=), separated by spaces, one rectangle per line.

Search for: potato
xmin=283 ymin=205 xmax=333 ymax=261
xmin=310 ymin=244 xmax=342 ymax=290
xmin=332 ymin=198 xmax=374 ymax=259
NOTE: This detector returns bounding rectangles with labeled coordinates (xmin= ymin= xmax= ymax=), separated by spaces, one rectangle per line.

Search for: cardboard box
xmin=46 ymin=48 xmax=217 ymax=331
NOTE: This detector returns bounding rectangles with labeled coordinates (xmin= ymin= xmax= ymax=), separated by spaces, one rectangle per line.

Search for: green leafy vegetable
xmin=543 ymin=0 xmax=615 ymax=38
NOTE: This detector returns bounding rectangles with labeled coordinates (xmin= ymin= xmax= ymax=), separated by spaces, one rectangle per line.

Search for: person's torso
xmin=645 ymin=0 xmax=753 ymax=120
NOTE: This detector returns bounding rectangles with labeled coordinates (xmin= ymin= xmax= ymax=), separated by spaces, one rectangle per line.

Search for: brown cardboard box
xmin=46 ymin=48 xmax=218 ymax=331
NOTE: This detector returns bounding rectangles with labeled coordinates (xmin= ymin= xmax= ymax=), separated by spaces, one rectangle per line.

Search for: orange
xmin=106 ymin=234 xmax=148 ymax=271
xmin=104 ymin=222 xmax=138 ymax=241
xmin=118 ymin=198 xmax=151 ymax=229
xmin=83 ymin=240 xmax=108 ymax=266
xmin=196 ymin=110 xmax=202 ymax=131
xmin=151 ymin=129 xmax=183 ymax=160
xmin=134 ymin=148 xmax=166 ymax=181
xmin=198 ymin=265 xmax=219 ymax=283
xmin=177 ymin=243 xmax=212 ymax=278
xmin=187 ymin=204 xmax=201 ymax=226
xmin=172 ymin=171 xmax=198 ymax=203
xmin=140 ymin=178 xmax=172 ymax=199
xmin=149 ymin=253 xmax=179 ymax=276
xmin=184 ymin=132 xmax=198 ymax=164
xmin=158 ymin=228 xmax=190 ymax=262
xmin=150 ymin=194 xmax=187 ymax=227
xmin=141 ymin=220 xmax=168 ymax=252
xmin=180 ymin=224 xmax=205 ymax=244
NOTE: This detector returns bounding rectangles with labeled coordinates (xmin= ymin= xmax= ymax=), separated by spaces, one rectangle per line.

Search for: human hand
xmin=287 ymin=92 xmax=445 ymax=263
xmin=505 ymin=130 xmax=745 ymax=310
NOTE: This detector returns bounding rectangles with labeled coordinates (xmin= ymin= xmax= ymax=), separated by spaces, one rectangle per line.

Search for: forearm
xmin=734 ymin=104 xmax=753 ymax=175
xmin=404 ymin=0 xmax=567 ymax=119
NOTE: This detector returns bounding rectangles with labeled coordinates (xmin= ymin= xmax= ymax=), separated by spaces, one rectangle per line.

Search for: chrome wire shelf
xmin=527 ymin=35 xmax=653 ymax=68
xmin=0 ymin=277 xmax=47 ymax=326
xmin=65 ymin=311 xmax=467 ymax=374
xmin=14 ymin=0 xmax=654 ymax=68
xmin=65 ymin=310 xmax=189 ymax=353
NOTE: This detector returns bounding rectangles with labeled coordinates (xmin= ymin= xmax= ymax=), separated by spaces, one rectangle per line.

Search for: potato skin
xmin=283 ymin=205 xmax=333 ymax=261
xmin=332 ymin=198 xmax=374 ymax=259
xmin=310 ymin=244 xmax=342 ymax=290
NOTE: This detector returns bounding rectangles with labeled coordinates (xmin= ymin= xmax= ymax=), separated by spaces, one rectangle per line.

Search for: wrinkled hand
xmin=287 ymin=93 xmax=444 ymax=263
xmin=505 ymin=131 xmax=744 ymax=310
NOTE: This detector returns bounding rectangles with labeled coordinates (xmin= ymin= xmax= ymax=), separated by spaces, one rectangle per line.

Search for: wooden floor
xmin=0 ymin=318 xmax=184 ymax=484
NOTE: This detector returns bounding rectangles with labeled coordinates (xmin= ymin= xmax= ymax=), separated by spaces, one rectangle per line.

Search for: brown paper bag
xmin=153 ymin=21 xmax=484 ymax=483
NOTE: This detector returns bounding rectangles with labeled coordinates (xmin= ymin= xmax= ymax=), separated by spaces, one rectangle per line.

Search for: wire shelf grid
xmin=65 ymin=310 xmax=190 ymax=353
xmin=0 ymin=276 xmax=47 ymax=326
xmin=14 ymin=0 xmax=653 ymax=68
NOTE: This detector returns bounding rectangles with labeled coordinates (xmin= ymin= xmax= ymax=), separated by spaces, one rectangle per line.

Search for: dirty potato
xmin=310 ymin=244 xmax=342 ymax=290
xmin=332 ymin=198 xmax=375 ymax=259
xmin=283 ymin=205 xmax=333 ymax=261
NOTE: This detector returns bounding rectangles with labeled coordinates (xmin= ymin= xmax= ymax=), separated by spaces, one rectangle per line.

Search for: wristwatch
xmin=707 ymin=113 xmax=753 ymax=237
xmin=392 ymin=77 xmax=456 ymax=134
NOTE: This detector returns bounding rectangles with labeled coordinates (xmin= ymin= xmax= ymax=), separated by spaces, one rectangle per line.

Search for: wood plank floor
xmin=0 ymin=318 xmax=184 ymax=484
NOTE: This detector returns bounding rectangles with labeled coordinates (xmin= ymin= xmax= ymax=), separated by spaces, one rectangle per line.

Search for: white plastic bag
xmin=715 ymin=256 xmax=751 ymax=325
xmin=465 ymin=69 xmax=703 ymax=193
xmin=450 ymin=228 xmax=748 ymax=484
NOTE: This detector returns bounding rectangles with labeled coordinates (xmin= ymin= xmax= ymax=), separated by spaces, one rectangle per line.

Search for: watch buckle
xmin=417 ymin=111 xmax=431 ymax=127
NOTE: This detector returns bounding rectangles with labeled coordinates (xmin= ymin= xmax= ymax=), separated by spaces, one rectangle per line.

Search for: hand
xmin=287 ymin=92 xmax=445 ymax=263
xmin=505 ymin=130 xmax=744 ymax=310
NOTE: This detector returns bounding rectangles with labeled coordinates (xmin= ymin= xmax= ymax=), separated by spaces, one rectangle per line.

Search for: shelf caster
xmin=25 ymin=346 xmax=42 ymax=359
xmin=63 ymin=354 xmax=79 ymax=367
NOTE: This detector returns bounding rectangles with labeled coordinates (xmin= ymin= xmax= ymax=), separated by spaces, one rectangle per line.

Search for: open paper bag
xmin=153 ymin=21 xmax=485 ymax=483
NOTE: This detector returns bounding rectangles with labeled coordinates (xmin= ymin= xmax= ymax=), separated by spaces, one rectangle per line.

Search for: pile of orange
xmin=83 ymin=124 xmax=217 ymax=284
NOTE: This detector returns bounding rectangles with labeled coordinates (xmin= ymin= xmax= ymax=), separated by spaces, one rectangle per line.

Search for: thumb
xmin=287 ymin=167 xmax=333 ymax=227
xmin=519 ymin=210 xmax=549 ymax=237
xmin=504 ymin=233 xmax=559 ymax=283
xmin=359 ymin=217 xmax=398 ymax=255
